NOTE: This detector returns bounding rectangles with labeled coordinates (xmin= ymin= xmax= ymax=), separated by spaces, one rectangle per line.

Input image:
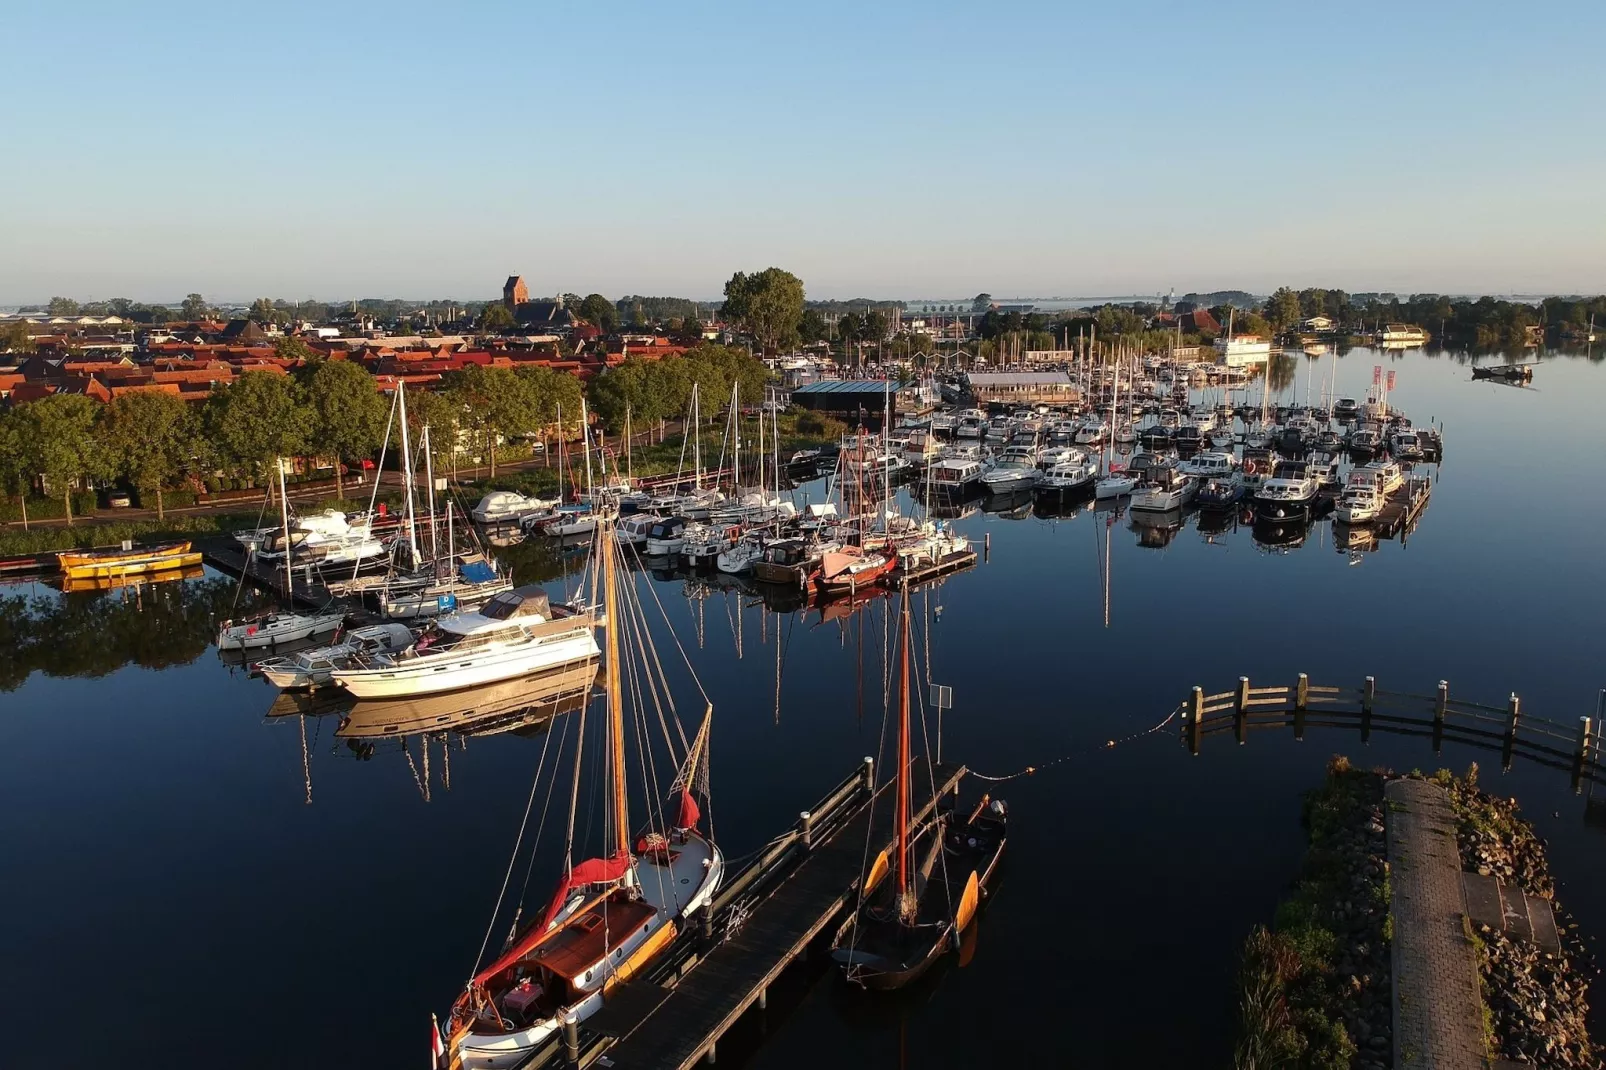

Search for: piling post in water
xmin=564 ymin=1014 xmax=580 ymax=1065
xmin=1503 ymin=693 xmax=1521 ymax=772
xmin=1188 ymin=686 xmax=1204 ymax=755
xmin=1234 ymin=676 xmax=1250 ymax=745
xmin=983 ymin=532 xmax=991 ymax=561
xmin=705 ymin=1040 xmax=718 ymax=1065
xmin=1361 ymin=676 xmax=1375 ymax=744
xmin=757 ymin=986 xmax=768 ymax=1011
xmin=1294 ymin=673 xmax=1309 ymax=740
xmin=799 ymin=810 xmax=814 ymax=851
xmin=1433 ymin=680 xmax=1448 ymax=753
xmin=862 ymin=755 xmax=875 ymax=793
xmin=1573 ymin=714 xmax=1595 ymax=795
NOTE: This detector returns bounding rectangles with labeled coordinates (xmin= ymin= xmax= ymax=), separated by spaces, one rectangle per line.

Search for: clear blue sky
xmin=4 ymin=0 xmax=1603 ymax=305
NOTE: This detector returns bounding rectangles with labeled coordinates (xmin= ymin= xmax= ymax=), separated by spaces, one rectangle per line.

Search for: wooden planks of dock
xmin=1376 ymin=477 xmax=1431 ymax=538
xmin=589 ymin=760 xmax=966 ymax=1070
xmin=198 ymin=538 xmax=333 ymax=609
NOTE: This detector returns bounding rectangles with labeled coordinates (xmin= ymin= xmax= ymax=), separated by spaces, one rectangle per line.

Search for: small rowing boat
xmin=56 ymin=541 xmax=203 ymax=580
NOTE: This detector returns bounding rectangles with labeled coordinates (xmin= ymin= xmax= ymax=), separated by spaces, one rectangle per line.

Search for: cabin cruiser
xmin=681 ymin=523 xmax=744 ymax=568
xmin=1036 ymin=460 xmax=1096 ymax=496
xmin=1034 ymin=445 xmax=1085 ymax=470
xmin=614 ymin=514 xmax=657 ymax=546
xmin=254 ymin=623 xmax=417 ymax=689
xmin=1178 ymin=451 xmax=1235 ymax=478
xmin=927 ymin=456 xmax=984 ymax=496
xmin=1348 ymin=428 xmax=1383 ymax=456
xmin=1335 ymin=484 xmax=1382 ymax=524
xmin=1333 ymin=397 xmax=1360 ymax=420
xmin=253 ymin=511 xmax=386 ymax=567
xmin=331 ymin=587 xmax=599 ymax=699
xmin=1252 ymin=466 xmax=1320 ymax=521
xmin=218 ymin=611 xmax=345 ymax=652
xmin=955 ymin=411 xmax=987 ymax=439
xmin=1129 ymin=462 xmax=1197 ymax=512
xmin=1173 ymin=425 xmax=1205 ymax=451
xmin=978 ymin=460 xmax=1042 ymax=495
xmin=643 ymin=516 xmax=690 ymax=557
xmin=1353 ymin=459 xmax=1404 ymax=495
xmin=1388 ymin=429 xmax=1423 ymax=460
xmin=1073 ymin=418 xmax=1109 ymax=446
xmin=471 ymin=491 xmax=557 ymax=525
xmin=752 ymin=538 xmax=837 ymax=585
xmin=1138 ymin=424 xmax=1172 ymax=448
xmin=1196 ymin=474 xmax=1245 ymax=510
xmin=715 ymin=534 xmax=766 ymax=575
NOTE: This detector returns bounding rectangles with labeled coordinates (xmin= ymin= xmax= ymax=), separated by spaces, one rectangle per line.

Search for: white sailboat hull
xmin=332 ymin=634 xmax=599 ymax=699
xmin=217 ymin=614 xmax=343 ymax=652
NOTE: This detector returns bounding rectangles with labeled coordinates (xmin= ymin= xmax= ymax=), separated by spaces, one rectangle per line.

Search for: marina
xmin=1 ymin=344 xmax=1604 ymax=1069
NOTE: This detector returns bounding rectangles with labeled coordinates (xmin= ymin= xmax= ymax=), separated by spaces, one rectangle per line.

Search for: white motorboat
xmin=1073 ymin=418 xmax=1109 ymax=446
xmin=331 ymin=586 xmax=599 ymax=699
xmin=1037 ymin=460 xmax=1096 ymax=495
xmin=927 ymin=456 xmax=983 ymax=495
xmin=1348 ymin=428 xmax=1383 ymax=455
xmin=954 ymin=412 xmax=987 ymax=439
xmin=1353 ymin=460 xmax=1404 ymax=495
xmin=614 ymin=514 xmax=656 ymax=545
xmin=1252 ymin=470 xmax=1320 ymax=520
xmin=1130 ymin=464 xmax=1197 ymax=512
xmin=681 ymin=523 xmax=743 ymax=567
xmin=471 ymin=491 xmax=556 ymax=525
xmin=1178 ymin=451 xmax=1236 ymax=478
xmin=643 ymin=516 xmax=690 ymax=557
xmin=978 ymin=461 xmax=1042 ymax=494
xmin=1388 ymin=429 xmax=1423 ymax=460
xmin=715 ymin=536 xmax=765 ymax=575
xmin=1335 ymin=484 xmax=1382 ymax=524
xmin=218 ymin=611 xmax=344 ymax=652
xmin=1034 ymin=445 xmax=1086 ymax=470
xmin=254 ymin=623 xmax=417 ymax=689
xmin=1094 ymin=473 xmax=1139 ymax=500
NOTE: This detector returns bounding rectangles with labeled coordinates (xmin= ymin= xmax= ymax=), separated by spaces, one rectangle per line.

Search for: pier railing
xmin=1180 ymin=675 xmax=1602 ymax=793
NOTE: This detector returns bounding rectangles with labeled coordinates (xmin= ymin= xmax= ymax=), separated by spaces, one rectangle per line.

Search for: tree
xmin=721 ymin=267 xmax=805 ymax=353
xmin=103 ymin=391 xmax=195 ymax=519
xmin=577 ymin=294 xmax=619 ymax=333
xmin=0 ymin=409 xmax=31 ymax=528
xmin=403 ymin=386 xmax=460 ymax=473
xmin=46 ymin=297 xmax=80 ymax=316
xmin=130 ymin=304 xmax=172 ymax=324
xmin=304 ymin=360 xmax=387 ymax=499
xmin=1265 ymin=287 xmax=1302 ymax=332
xmin=179 ymin=293 xmax=211 ymax=321
xmin=204 ymin=371 xmax=312 ymax=495
xmin=836 ymin=311 xmax=863 ymax=344
xmin=443 ymin=365 xmax=535 ymax=476
xmin=21 ymin=394 xmax=106 ymax=525
xmin=0 ymin=321 xmax=35 ymax=354
xmin=478 ymin=301 xmax=516 ymax=333
xmin=274 ymin=335 xmax=319 ymax=363
xmin=249 ymin=298 xmax=289 ymax=326
xmin=798 ymin=309 xmax=829 ymax=345
xmin=971 ymin=293 xmax=993 ymax=314
xmin=862 ymin=309 xmax=889 ymax=343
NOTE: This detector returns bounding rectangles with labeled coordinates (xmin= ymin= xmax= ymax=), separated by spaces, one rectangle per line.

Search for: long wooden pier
xmin=1375 ymin=477 xmax=1431 ymax=538
xmin=198 ymin=537 xmax=333 ymax=609
xmin=1180 ymin=674 xmax=1602 ymax=793
xmin=521 ymin=758 xmax=966 ymax=1069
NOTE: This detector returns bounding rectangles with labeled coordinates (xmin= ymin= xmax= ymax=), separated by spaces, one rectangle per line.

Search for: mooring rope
xmin=967 ymin=703 xmax=1184 ymax=783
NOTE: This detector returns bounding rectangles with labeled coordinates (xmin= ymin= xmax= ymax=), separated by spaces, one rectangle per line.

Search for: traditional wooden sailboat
xmin=829 ymin=591 xmax=1007 ymax=990
xmin=441 ymin=518 xmax=723 ymax=1069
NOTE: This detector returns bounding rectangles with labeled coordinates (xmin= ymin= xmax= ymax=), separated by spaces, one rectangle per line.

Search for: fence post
xmin=1433 ymin=680 xmax=1448 ymax=754
xmin=1188 ymin=686 xmax=1204 ymax=755
xmin=1361 ymin=676 xmax=1375 ymax=744
xmin=1294 ymin=673 xmax=1308 ymax=741
xmin=1503 ymin=693 xmax=1521 ymax=772
xmin=1234 ymin=676 xmax=1251 ymax=745
xmin=1573 ymin=715 xmax=1595 ymax=795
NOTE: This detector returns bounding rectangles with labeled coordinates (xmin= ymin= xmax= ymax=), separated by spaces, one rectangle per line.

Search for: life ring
xmin=1243 ymin=458 xmax=1259 ymax=475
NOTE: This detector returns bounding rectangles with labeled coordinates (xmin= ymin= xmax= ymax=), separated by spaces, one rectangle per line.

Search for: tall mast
xmin=731 ymin=381 xmax=740 ymax=491
xmin=894 ymin=590 xmax=912 ymax=915
xmin=581 ymin=399 xmax=593 ymax=501
xmin=422 ymin=424 xmax=438 ymax=568
xmin=396 ymin=382 xmax=419 ymax=564
xmin=692 ymin=384 xmax=702 ymax=493
xmin=556 ymin=402 xmax=565 ymax=504
xmin=278 ymin=458 xmax=293 ymax=597
xmin=625 ymin=405 xmax=633 ymax=486
xmin=602 ymin=520 xmax=630 ymax=859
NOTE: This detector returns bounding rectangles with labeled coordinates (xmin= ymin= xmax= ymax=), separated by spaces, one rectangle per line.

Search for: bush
xmin=0 ymin=492 xmax=100 ymax=523
xmin=0 ymin=513 xmax=260 ymax=556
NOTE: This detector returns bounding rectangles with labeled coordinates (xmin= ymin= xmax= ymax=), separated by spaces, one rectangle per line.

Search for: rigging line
xmin=629 ymin=537 xmax=713 ymax=712
xmin=514 ymin=685 xmax=585 ymax=913
xmin=967 ymin=704 xmax=1185 ymax=783
xmin=909 ymin=614 xmax=953 ymax=915
xmin=847 ymin=603 xmax=898 ymax=961
xmin=624 ymin=558 xmax=688 ymax=760
xmin=469 ymin=702 xmax=563 ymax=978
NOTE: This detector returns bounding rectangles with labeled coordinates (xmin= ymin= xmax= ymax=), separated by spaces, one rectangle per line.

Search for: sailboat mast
xmin=692 ymin=384 xmax=702 ymax=493
xmin=894 ymin=591 xmax=912 ymax=908
xmin=625 ymin=405 xmax=633 ymax=485
xmin=581 ymin=399 xmax=593 ymax=501
xmin=396 ymin=382 xmax=419 ymax=563
xmin=277 ymin=458 xmax=293 ymax=596
xmin=602 ymin=522 xmax=630 ymax=859
xmin=731 ymin=382 xmax=740 ymax=491
xmin=422 ymin=424 xmax=438 ymax=567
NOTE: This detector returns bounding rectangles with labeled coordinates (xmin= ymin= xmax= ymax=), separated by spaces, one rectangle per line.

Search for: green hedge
xmin=0 ymin=513 xmax=260 ymax=557
xmin=0 ymin=492 xmax=101 ymax=523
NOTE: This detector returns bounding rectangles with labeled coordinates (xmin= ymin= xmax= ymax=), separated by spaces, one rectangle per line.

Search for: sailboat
xmin=829 ymin=592 xmax=1007 ymax=990
xmin=441 ymin=518 xmax=723 ymax=1068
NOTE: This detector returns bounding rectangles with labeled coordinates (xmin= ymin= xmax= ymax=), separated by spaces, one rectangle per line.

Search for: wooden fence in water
xmin=1180 ymin=675 xmax=1603 ymax=793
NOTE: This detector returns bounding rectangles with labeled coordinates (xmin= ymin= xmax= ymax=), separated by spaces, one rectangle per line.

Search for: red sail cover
xmin=472 ymin=852 xmax=632 ymax=987
xmin=674 ymin=790 xmax=700 ymax=831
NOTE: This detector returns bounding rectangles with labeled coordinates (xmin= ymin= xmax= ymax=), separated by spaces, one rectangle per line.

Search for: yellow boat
xmin=56 ymin=541 xmax=204 ymax=580
xmin=60 ymin=564 xmax=204 ymax=594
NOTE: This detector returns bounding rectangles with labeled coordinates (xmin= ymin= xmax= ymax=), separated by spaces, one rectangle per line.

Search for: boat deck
xmin=578 ymin=760 xmax=966 ymax=1070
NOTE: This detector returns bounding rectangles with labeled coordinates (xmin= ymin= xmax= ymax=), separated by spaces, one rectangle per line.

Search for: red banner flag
xmin=1387 ymin=370 xmax=1396 ymax=390
xmin=1373 ymin=365 xmax=1382 ymax=385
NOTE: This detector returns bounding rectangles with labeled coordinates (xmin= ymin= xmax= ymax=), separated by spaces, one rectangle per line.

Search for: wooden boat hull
xmin=57 ymin=542 xmax=199 ymax=579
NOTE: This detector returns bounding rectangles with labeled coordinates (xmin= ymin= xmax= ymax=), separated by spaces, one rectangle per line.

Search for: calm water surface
xmin=2 ymin=347 xmax=1603 ymax=1068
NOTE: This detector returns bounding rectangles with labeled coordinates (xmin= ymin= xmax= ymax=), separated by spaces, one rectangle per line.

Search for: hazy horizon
xmin=5 ymin=0 xmax=1603 ymax=305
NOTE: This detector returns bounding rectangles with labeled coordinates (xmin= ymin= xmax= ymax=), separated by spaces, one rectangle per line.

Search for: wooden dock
xmin=887 ymin=549 xmax=978 ymax=589
xmin=1375 ymin=477 xmax=1431 ymax=538
xmin=198 ymin=538 xmax=333 ymax=609
xmin=543 ymin=759 xmax=966 ymax=1070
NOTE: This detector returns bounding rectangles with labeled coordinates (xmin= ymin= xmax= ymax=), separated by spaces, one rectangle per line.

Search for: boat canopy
xmin=478 ymin=586 xmax=552 ymax=621
xmin=460 ymin=560 xmax=498 ymax=584
xmin=472 ymin=851 xmax=633 ymax=987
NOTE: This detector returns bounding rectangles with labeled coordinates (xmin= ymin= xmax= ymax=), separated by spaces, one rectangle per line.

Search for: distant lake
xmin=1 ymin=345 xmax=1602 ymax=1068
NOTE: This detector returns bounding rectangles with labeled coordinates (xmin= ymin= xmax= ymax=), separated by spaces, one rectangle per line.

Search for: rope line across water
xmin=968 ymin=704 xmax=1184 ymax=783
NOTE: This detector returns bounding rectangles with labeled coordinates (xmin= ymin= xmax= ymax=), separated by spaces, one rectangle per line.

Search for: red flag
xmin=361 ymin=458 xmax=376 ymax=470
xmin=431 ymin=1014 xmax=446 ymax=1068
xmin=1373 ymin=365 xmax=1382 ymax=385
xmin=1387 ymin=370 xmax=1396 ymax=390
